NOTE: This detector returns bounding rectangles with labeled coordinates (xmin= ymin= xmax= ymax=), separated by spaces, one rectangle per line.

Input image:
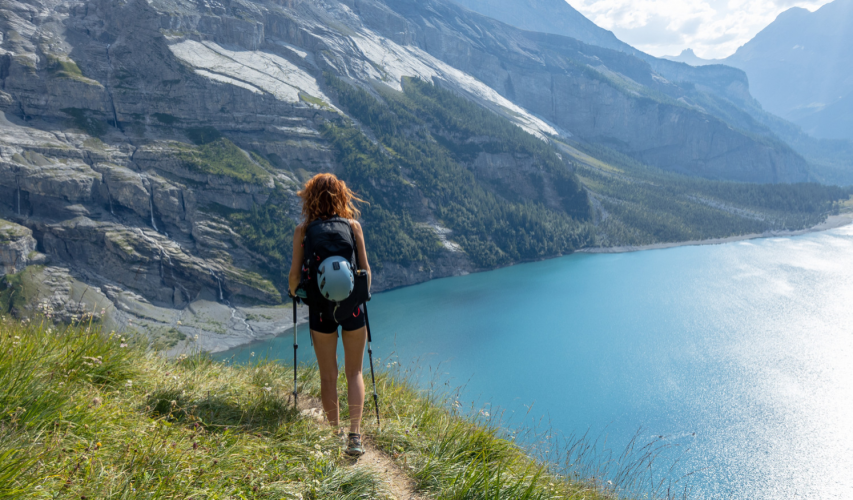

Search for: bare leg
xmin=311 ymin=330 xmax=340 ymax=427
xmin=341 ymin=326 xmax=367 ymax=434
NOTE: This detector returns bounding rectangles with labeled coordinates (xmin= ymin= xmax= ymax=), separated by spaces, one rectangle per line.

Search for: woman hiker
xmin=289 ymin=173 xmax=371 ymax=457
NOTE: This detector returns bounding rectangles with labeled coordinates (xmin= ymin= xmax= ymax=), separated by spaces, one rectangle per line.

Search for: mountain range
xmin=0 ymin=0 xmax=848 ymax=350
xmin=453 ymin=0 xmax=853 ymax=184
xmin=665 ymin=0 xmax=853 ymax=142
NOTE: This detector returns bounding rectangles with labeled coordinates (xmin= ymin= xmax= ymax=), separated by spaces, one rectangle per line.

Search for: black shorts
xmin=309 ymin=303 xmax=366 ymax=334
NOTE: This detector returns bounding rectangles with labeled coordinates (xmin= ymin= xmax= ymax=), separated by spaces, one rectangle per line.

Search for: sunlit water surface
xmin=222 ymin=226 xmax=853 ymax=499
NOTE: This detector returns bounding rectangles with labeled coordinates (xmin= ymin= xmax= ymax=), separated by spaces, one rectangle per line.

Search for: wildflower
xmin=263 ymin=386 xmax=272 ymax=392
xmin=314 ymin=444 xmax=321 ymax=450
xmin=96 ymin=442 xmax=102 ymax=448
xmin=120 ymin=343 xmax=128 ymax=348
xmin=170 ymin=400 xmax=177 ymax=408
xmin=177 ymin=321 xmax=182 ymax=325
xmin=125 ymin=380 xmax=133 ymax=388
xmin=250 ymin=352 xmax=255 ymax=357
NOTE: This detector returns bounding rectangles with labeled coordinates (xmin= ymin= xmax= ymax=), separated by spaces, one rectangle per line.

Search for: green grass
xmin=174 ymin=138 xmax=272 ymax=184
xmin=46 ymin=55 xmax=83 ymax=77
xmin=0 ymin=317 xmax=388 ymax=499
xmin=1 ymin=317 xmax=624 ymax=499
xmin=299 ymin=93 xmax=332 ymax=109
xmin=46 ymin=55 xmax=100 ymax=86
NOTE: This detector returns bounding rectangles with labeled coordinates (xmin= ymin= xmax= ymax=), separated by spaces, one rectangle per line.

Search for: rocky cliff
xmin=0 ymin=0 xmax=823 ymax=351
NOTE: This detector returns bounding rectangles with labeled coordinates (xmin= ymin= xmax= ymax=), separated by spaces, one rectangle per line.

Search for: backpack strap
xmin=345 ymin=218 xmax=359 ymax=270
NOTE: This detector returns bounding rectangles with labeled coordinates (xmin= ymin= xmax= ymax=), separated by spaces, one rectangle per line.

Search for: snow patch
xmin=195 ymin=70 xmax=264 ymax=95
xmin=169 ymin=40 xmax=333 ymax=107
xmin=349 ymin=30 xmax=557 ymax=140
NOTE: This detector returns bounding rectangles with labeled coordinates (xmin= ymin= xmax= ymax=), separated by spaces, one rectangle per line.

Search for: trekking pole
xmin=292 ymin=296 xmax=299 ymax=408
xmin=362 ymin=301 xmax=380 ymax=426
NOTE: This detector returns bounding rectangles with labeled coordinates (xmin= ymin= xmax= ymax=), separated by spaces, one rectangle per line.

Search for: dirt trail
xmin=297 ymin=396 xmax=431 ymax=500
xmin=355 ymin=437 xmax=429 ymax=500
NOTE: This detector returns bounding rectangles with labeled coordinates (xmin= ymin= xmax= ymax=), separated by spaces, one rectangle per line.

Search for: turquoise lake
xmin=221 ymin=225 xmax=853 ymax=499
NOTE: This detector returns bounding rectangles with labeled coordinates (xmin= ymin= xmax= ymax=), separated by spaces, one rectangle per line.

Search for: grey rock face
xmin=0 ymin=0 xmax=819 ymax=352
xmin=0 ymin=218 xmax=44 ymax=275
xmin=378 ymin=0 xmax=810 ymax=183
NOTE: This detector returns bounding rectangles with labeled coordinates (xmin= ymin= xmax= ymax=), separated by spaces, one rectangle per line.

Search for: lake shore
xmin=580 ymin=213 xmax=853 ymax=254
xmin=210 ymin=213 xmax=853 ymax=356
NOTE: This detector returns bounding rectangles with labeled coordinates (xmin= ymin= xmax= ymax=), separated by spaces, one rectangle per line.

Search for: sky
xmin=569 ymin=0 xmax=834 ymax=59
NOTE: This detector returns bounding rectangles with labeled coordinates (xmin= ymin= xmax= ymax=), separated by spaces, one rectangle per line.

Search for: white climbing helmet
xmin=317 ymin=256 xmax=354 ymax=302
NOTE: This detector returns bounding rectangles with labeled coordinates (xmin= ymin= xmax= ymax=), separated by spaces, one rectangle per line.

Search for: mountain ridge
xmin=664 ymin=0 xmax=853 ymax=142
xmin=0 ymin=0 xmax=847 ymax=352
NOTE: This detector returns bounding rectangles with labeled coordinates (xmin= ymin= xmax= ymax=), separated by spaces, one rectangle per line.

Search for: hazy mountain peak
xmin=663 ymin=48 xmax=717 ymax=67
xmin=722 ymin=0 xmax=853 ymax=140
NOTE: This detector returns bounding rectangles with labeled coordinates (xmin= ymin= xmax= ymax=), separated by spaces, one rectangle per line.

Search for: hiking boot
xmin=345 ymin=433 xmax=365 ymax=457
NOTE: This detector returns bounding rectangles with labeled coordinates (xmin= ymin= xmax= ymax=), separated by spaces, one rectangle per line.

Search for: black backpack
xmin=300 ymin=216 xmax=369 ymax=319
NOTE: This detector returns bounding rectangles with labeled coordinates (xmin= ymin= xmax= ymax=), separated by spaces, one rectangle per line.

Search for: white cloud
xmin=570 ymin=0 xmax=834 ymax=59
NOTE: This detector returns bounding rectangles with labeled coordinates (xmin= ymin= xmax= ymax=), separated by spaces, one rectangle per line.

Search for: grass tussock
xmin=1 ymin=317 xmax=385 ymax=499
xmin=2 ymin=316 xmax=645 ymax=499
xmin=370 ymin=373 xmax=635 ymax=500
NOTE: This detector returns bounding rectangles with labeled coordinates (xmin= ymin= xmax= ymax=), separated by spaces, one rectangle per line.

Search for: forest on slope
xmin=225 ymin=76 xmax=850 ymax=295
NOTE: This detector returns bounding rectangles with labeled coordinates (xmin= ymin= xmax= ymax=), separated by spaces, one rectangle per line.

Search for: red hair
xmin=298 ymin=173 xmax=364 ymax=223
